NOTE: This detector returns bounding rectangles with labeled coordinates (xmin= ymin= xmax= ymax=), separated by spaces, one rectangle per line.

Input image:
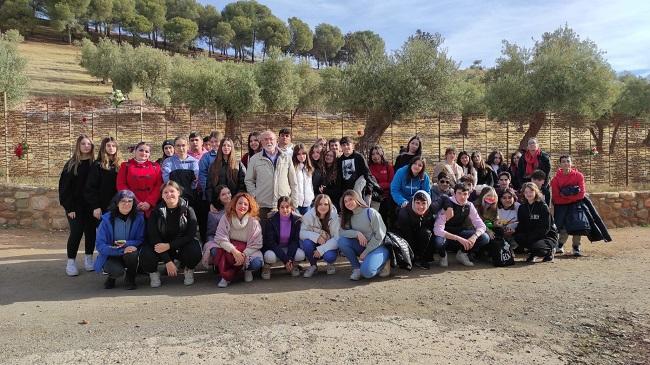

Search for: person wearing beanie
xmin=396 ymin=190 xmax=445 ymax=269
xmin=156 ymin=139 xmax=174 ymax=165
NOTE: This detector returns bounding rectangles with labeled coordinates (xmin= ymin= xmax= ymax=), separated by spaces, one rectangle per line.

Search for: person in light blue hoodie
xmin=94 ymin=190 xmax=145 ymax=290
xmin=162 ymin=136 xmax=200 ymax=207
xmin=390 ymin=155 xmax=431 ymax=208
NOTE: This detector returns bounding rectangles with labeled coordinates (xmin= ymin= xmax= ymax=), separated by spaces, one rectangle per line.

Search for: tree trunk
xmin=67 ymin=26 xmax=72 ymax=44
xmin=224 ymin=115 xmax=241 ymax=146
xmin=251 ymin=31 xmax=255 ymax=63
xmin=459 ymin=114 xmax=469 ymax=137
xmin=589 ymin=124 xmax=605 ymax=153
xmin=518 ymin=112 xmax=545 ymax=151
xmin=355 ymin=111 xmax=393 ymax=157
xmin=608 ymin=120 xmax=623 ymax=155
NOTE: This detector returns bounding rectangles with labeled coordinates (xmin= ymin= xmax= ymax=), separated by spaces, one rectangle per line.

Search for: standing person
xmin=300 ymin=194 xmax=340 ymax=277
xmin=245 ymin=130 xmax=298 ymax=223
xmin=508 ymin=151 xmax=523 ymax=190
xmin=487 ymin=150 xmax=508 ymax=175
xmin=394 ymin=135 xmax=422 ymax=171
xmin=200 ymin=185 xmax=232 ymax=269
xmin=328 ymin=138 xmax=341 ymax=158
xmin=390 ymin=156 xmax=431 ymax=208
xmin=368 ymin=145 xmax=395 ymax=225
xmin=497 ymin=187 xmax=520 ymax=250
xmin=197 ymin=131 xmax=223 ymax=243
xmin=155 ymin=140 xmax=174 ymax=165
xmin=116 ymin=142 xmax=162 ymax=218
xmin=262 ymin=197 xmax=306 ymax=279
xmin=140 ymin=181 xmax=202 ymax=287
xmin=292 ymin=143 xmax=315 ymax=215
xmin=551 ymin=155 xmax=586 ymax=256
xmin=433 ymin=147 xmax=464 ymax=185
xmin=320 ymin=150 xmax=341 ymax=211
xmin=515 ymin=182 xmax=557 ymax=263
xmin=162 ymin=136 xmax=200 ymax=208
xmin=433 ymin=183 xmax=490 ymax=267
xmin=188 ymin=131 xmax=207 ymax=161
xmin=456 ymin=151 xmax=477 ymax=184
xmin=471 ymin=151 xmax=496 ymax=187
xmin=338 ymin=190 xmax=391 ymax=280
xmin=309 ymin=143 xmax=324 ymax=195
xmin=517 ymin=137 xmax=551 ymax=187
xmin=396 ymin=190 xmax=440 ymax=269
xmin=278 ymin=128 xmax=294 ymax=156
xmin=59 ymin=134 xmax=96 ymax=276
xmin=213 ymin=192 xmax=264 ymax=288
xmin=206 ymin=137 xmax=246 ymax=203
xmin=85 ymin=136 xmax=123 ymax=219
xmin=337 ymin=136 xmax=370 ymax=197
xmin=93 ymin=190 xmax=145 ymax=290
xmin=241 ymin=132 xmax=261 ymax=169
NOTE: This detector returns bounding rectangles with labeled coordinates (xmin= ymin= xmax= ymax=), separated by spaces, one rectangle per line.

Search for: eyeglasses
xmin=439 ymin=180 xmax=450 ymax=184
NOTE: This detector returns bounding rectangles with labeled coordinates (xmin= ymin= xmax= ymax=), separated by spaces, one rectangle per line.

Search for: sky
xmin=205 ymin=0 xmax=650 ymax=76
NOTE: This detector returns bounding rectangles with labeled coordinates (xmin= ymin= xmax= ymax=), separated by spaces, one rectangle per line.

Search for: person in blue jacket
xmin=94 ymin=190 xmax=145 ymax=290
xmin=390 ymin=156 xmax=431 ymax=208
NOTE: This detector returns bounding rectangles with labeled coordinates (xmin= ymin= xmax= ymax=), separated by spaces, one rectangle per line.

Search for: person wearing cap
xmin=278 ymin=128 xmax=294 ymax=157
xmin=156 ymin=140 xmax=174 ymax=165
xmin=396 ymin=190 xmax=443 ymax=269
xmin=93 ymin=190 xmax=145 ymax=290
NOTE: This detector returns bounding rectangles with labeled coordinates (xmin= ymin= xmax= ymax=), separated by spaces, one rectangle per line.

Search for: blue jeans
xmin=338 ymin=237 xmax=390 ymax=279
xmin=247 ymin=257 xmax=263 ymax=271
xmin=301 ymin=239 xmax=338 ymax=266
xmin=434 ymin=229 xmax=490 ymax=257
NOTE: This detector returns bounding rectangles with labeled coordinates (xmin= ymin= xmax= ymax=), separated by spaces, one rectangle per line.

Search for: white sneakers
xmin=439 ymin=255 xmax=449 ymax=267
xmin=326 ymin=263 xmax=336 ymax=275
xmin=303 ymin=265 xmax=318 ymax=278
xmin=244 ymin=270 xmax=254 ymax=282
xmin=261 ymin=265 xmax=271 ymax=280
xmin=183 ymin=269 xmax=194 ymax=286
xmin=350 ymin=268 xmax=361 ymax=281
xmin=456 ymin=251 xmax=474 ymax=267
xmin=65 ymin=259 xmax=79 ymax=276
xmin=217 ymin=278 xmax=229 ymax=288
xmin=149 ymin=272 xmax=161 ymax=288
xmin=83 ymin=254 xmax=94 ymax=272
xmin=291 ymin=266 xmax=301 ymax=277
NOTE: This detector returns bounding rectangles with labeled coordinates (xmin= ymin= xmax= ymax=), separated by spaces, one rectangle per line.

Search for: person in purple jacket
xmin=261 ymin=197 xmax=306 ymax=279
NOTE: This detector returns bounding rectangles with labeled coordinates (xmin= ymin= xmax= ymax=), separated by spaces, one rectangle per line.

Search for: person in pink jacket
xmin=214 ymin=192 xmax=263 ymax=288
xmin=550 ymin=155 xmax=586 ymax=256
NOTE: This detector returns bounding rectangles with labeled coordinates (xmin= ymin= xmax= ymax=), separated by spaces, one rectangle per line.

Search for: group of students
xmin=58 ymin=128 xmax=609 ymax=290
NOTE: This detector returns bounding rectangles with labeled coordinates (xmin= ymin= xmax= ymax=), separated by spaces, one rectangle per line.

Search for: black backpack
xmin=490 ymin=237 xmax=515 ymax=267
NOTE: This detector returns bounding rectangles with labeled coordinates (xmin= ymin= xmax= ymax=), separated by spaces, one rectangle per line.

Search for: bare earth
xmin=1 ymin=227 xmax=649 ymax=365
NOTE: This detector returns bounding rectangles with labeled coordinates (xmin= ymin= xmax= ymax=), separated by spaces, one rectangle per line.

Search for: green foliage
xmin=256 ymin=16 xmax=289 ymax=56
xmin=164 ymin=0 xmax=200 ymax=21
xmin=197 ymin=4 xmax=221 ymax=51
xmin=456 ymin=66 xmax=487 ymax=115
xmin=256 ymin=48 xmax=299 ymax=112
xmin=163 ymin=16 xmax=198 ymax=50
xmin=111 ymin=0 xmax=136 ymax=27
xmin=126 ymin=13 xmax=153 ymax=37
xmin=87 ymin=0 xmax=113 ymax=25
xmin=311 ymin=23 xmax=344 ymax=66
xmin=0 ymin=0 xmax=36 ymax=35
xmin=294 ymin=61 xmax=322 ymax=113
xmin=613 ymin=74 xmax=650 ymax=118
xmin=109 ymin=42 xmax=137 ymax=94
xmin=222 ymin=0 xmax=272 ymax=61
xmin=214 ymin=21 xmax=234 ymax=52
xmin=0 ymin=29 xmax=29 ymax=105
xmin=80 ymin=37 xmax=119 ymax=83
xmin=338 ymin=30 xmax=385 ymax=64
xmin=135 ymin=0 xmax=166 ymax=32
xmin=49 ymin=0 xmax=91 ymax=43
xmin=133 ymin=45 xmax=171 ymax=105
xmin=228 ymin=15 xmax=252 ymax=58
xmin=286 ymin=17 xmax=312 ymax=58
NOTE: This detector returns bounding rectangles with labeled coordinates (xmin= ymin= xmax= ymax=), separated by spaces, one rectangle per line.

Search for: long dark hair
xmin=339 ymin=190 xmax=368 ymax=229
xmin=407 ymin=155 xmax=427 ymax=179
xmin=308 ymin=143 xmax=323 ymax=172
xmin=404 ymin=135 xmax=422 ymax=156
xmin=292 ymin=143 xmax=313 ymax=175
xmin=247 ymin=132 xmax=261 ymax=157
xmin=209 ymin=138 xmax=238 ymax=187
xmin=108 ymin=190 xmax=139 ymax=221
xmin=323 ymin=150 xmax=337 ymax=184
xmin=457 ymin=151 xmax=475 ymax=175
xmin=487 ymin=150 xmax=506 ymax=171
xmin=368 ymin=145 xmax=388 ymax=166
xmin=471 ymin=151 xmax=487 ymax=171
xmin=210 ymin=185 xmax=231 ymax=211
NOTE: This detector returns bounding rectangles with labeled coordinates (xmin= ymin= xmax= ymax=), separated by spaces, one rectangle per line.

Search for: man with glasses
xmin=431 ymin=171 xmax=453 ymax=203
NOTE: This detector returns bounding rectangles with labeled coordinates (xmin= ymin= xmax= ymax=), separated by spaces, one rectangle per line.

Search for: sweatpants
xmin=217 ymin=251 xmax=263 ymax=282
xmin=263 ymin=248 xmax=306 ymax=264
xmin=558 ymin=230 xmax=581 ymax=249
xmin=338 ymin=237 xmax=390 ymax=279
xmin=433 ymin=229 xmax=490 ymax=257
xmin=103 ymin=252 xmax=139 ymax=279
xmin=138 ymin=240 xmax=203 ymax=274
xmin=301 ymin=239 xmax=338 ymax=266
xmin=408 ymin=228 xmax=435 ymax=262
xmin=66 ymin=209 xmax=97 ymax=259
xmin=522 ymin=238 xmax=555 ymax=257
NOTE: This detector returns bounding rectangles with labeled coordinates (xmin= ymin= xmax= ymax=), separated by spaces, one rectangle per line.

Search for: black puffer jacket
xmin=147 ymin=198 xmax=199 ymax=262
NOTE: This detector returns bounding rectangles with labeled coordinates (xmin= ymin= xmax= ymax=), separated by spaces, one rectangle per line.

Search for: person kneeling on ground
xmin=214 ymin=192 xmax=264 ymax=288
xmin=396 ymin=190 xmax=443 ymax=269
xmin=300 ymin=194 xmax=340 ymax=277
xmin=140 ymin=181 xmax=203 ymax=287
xmin=262 ymin=197 xmax=306 ymax=279
xmin=338 ymin=190 xmax=391 ymax=281
xmin=94 ymin=190 xmax=145 ymax=290
xmin=433 ymin=183 xmax=490 ymax=267
xmin=515 ymin=182 xmax=558 ymax=263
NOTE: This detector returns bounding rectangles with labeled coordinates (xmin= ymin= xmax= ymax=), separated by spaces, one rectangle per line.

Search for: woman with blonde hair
xmin=86 ymin=136 xmax=123 ymax=220
xmin=292 ymin=143 xmax=315 ymax=215
xmin=514 ymin=182 xmax=557 ymax=263
xmin=59 ymin=134 xmax=96 ymax=276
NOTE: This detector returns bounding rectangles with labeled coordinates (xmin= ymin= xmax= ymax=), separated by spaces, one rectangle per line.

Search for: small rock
xmin=21 ymin=312 xmax=26 ymax=316
xmin=78 ymin=319 xmax=89 ymax=325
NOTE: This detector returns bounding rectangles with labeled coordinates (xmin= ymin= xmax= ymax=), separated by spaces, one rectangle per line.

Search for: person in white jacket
xmin=299 ymin=194 xmax=340 ymax=277
xmin=292 ymin=143 xmax=315 ymax=215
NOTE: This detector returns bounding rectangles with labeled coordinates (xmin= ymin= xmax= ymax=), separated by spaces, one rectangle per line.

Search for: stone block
xmin=15 ymin=199 xmax=29 ymax=209
xmin=620 ymin=192 xmax=635 ymax=200
xmin=605 ymin=192 xmax=619 ymax=199
xmin=0 ymin=217 xmax=6 ymax=225
xmin=7 ymin=219 xmax=17 ymax=225
xmin=30 ymin=195 xmax=50 ymax=211
xmin=4 ymin=197 xmax=15 ymax=203
xmin=51 ymin=217 xmax=68 ymax=230
xmin=645 ymin=198 xmax=650 ymax=208
xmin=636 ymin=209 xmax=649 ymax=220
xmin=14 ymin=191 xmax=30 ymax=199
xmin=19 ymin=218 xmax=32 ymax=226
xmin=613 ymin=202 xmax=622 ymax=209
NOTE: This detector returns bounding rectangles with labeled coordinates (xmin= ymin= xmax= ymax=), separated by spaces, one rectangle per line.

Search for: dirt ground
xmin=1 ymin=227 xmax=649 ymax=365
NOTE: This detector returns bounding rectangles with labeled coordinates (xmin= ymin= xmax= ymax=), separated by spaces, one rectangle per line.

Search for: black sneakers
xmin=104 ymin=277 xmax=116 ymax=289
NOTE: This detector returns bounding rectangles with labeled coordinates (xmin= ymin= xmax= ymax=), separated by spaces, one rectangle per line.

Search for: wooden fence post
xmin=3 ymin=92 xmax=7 ymax=183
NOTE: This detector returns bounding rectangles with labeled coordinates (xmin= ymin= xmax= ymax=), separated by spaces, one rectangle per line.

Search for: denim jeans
xmin=433 ymin=229 xmax=490 ymax=257
xmin=338 ymin=237 xmax=390 ymax=279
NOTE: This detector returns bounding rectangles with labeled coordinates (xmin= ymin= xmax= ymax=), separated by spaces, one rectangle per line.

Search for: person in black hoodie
xmin=514 ymin=182 xmax=558 ymax=263
xmin=85 ymin=137 xmax=123 ymax=220
xmin=337 ymin=136 xmax=370 ymax=196
xmin=396 ymin=190 xmax=442 ymax=269
xmin=59 ymin=134 xmax=95 ymax=277
xmin=139 ymin=181 xmax=202 ymax=287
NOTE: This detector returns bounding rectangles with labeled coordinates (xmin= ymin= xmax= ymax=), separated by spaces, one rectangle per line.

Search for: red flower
xmin=14 ymin=142 xmax=27 ymax=159
xmin=357 ymin=130 xmax=363 ymax=136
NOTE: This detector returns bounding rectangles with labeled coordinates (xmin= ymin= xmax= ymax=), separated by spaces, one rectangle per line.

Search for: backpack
xmin=490 ymin=237 xmax=515 ymax=267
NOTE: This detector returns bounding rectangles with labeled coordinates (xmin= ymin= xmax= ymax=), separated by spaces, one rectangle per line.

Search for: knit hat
xmin=161 ymin=139 xmax=174 ymax=151
xmin=411 ymin=190 xmax=431 ymax=213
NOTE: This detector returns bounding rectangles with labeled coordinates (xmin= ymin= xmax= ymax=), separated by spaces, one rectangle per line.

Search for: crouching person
xmin=214 ymin=192 xmax=263 ymax=288
xmin=300 ymin=194 xmax=340 ymax=277
xmin=140 ymin=181 xmax=202 ymax=287
xmin=396 ymin=190 xmax=441 ymax=269
xmin=338 ymin=190 xmax=390 ymax=280
xmin=515 ymin=182 xmax=558 ymax=263
xmin=94 ymin=190 xmax=145 ymax=290
xmin=433 ymin=183 xmax=490 ymax=267
xmin=262 ymin=197 xmax=306 ymax=279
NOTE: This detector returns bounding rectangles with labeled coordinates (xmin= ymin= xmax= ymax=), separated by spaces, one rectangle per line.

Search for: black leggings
xmin=138 ymin=240 xmax=202 ymax=273
xmin=103 ymin=252 xmax=139 ymax=279
xmin=66 ymin=209 xmax=97 ymax=259
xmin=523 ymin=238 xmax=555 ymax=257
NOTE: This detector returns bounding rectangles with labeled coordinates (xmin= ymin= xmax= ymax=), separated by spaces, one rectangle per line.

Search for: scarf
xmin=524 ymin=149 xmax=541 ymax=176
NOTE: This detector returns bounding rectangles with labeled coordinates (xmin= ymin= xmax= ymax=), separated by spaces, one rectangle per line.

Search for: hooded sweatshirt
xmin=300 ymin=205 xmax=340 ymax=255
xmin=390 ymin=165 xmax=431 ymax=207
xmin=396 ymin=190 xmax=437 ymax=242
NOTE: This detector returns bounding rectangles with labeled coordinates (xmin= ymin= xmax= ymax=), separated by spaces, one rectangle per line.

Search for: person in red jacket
xmin=116 ymin=142 xmax=163 ymax=218
xmin=550 ymin=155 xmax=586 ymax=256
xmin=368 ymin=145 xmax=395 ymax=227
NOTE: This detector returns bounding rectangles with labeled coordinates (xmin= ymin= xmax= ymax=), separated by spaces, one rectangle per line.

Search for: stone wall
xmin=0 ymin=184 xmax=648 ymax=231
